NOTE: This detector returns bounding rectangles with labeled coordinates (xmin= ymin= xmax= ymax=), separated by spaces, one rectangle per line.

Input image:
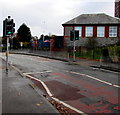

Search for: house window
xmin=75 ymin=27 xmax=82 ymax=37
xmin=97 ymin=26 xmax=105 ymax=37
xmin=109 ymin=26 xmax=117 ymax=37
xmin=86 ymin=26 xmax=93 ymax=37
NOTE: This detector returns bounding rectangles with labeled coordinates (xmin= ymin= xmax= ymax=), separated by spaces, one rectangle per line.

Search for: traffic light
xmin=3 ymin=19 xmax=7 ymax=37
xmin=6 ymin=19 xmax=15 ymax=35
xmin=75 ymin=30 xmax=79 ymax=40
xmin=70 ymin=31 xmax=74 ymax=41
xmin=3 ymin=16 xmax=15 ymax=37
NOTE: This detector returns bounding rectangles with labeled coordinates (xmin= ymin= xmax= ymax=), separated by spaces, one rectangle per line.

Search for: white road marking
xmin=52 ymin=97 xmax=87 ymax=115
xmin=113 ymin=84 xmax=120 ymax=88
xmin=24 ymin=74 xmax=53 ymax=97
xmin=91 ymin=67 xmax=119 ymax=74
xmin=23 ymin=73 xmax=86 ymax=114
xmin=23 ymin=70 xmax=52 ymax=75
xmin=66 ymin=71 xmax=120 ymax=88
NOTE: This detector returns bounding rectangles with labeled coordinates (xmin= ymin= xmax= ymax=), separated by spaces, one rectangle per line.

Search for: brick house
xmin=62 ymin=13 xmax=120 ymax=47
xmin=115 ymin=0 xmax=120 ymax=18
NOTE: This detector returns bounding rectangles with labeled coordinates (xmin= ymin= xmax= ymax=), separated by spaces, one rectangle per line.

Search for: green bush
xmin=116 ymin=46 xmax=120 ymax=57
xmin=69 ymin=45 xmax=120 ymax=60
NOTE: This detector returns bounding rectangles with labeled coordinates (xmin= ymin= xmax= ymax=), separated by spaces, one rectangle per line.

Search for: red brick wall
xmin=93 ymin=26 xmax=97 ymax=38
xmin=82 ymin=26 xmax=85 ymax=38
xmin=63 ymin=25 xmax=119 ymax=39
xmin=105 ymin=26 xmax=109 ymax=38
xmin=115 ymin=1 xmax=120 ymax=18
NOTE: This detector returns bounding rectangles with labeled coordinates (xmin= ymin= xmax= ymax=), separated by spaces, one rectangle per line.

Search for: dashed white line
xmin=23 ymin=70 xmax=52 ymax=75
xmin=66 ymin=71 xmax=120 ymax=88
xmin=91 ymin=67 xmax=119 ymax=74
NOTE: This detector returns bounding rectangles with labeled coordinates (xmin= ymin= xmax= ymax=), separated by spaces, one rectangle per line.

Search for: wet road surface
xmin=1 ymin=53 xmax=119 ymax=114
xmin=1 ymin=57 xmax=59 ymax=114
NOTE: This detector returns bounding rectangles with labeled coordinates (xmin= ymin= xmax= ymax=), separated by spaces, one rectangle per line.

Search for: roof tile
xmin=63 ymin=13 xmax=120 ymax=25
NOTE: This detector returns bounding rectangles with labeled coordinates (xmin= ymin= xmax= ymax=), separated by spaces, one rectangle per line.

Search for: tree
xmin=10 ymin=35 xmax=20 ymax=49
xmin=17 ymin=23 xmax=31 ymax=42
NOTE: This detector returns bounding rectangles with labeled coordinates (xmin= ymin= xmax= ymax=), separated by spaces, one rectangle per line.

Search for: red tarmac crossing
xmin=24 ymin=71 xmax=119 ymax=114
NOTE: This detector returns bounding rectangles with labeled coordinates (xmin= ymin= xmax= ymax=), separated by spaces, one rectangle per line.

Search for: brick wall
xmin=64 ymin=25 xmax=120 ymax=47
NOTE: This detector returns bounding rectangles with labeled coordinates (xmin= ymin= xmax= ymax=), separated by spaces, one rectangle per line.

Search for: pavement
xmin=10 ymin=49 xmax=120 ymax=73
xmin=1 ymin=58 xmax=59 ymax=114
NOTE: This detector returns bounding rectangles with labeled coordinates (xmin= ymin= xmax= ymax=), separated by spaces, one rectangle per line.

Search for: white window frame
xmin=86 ymin=26 xmax=93 ymax=37
xmin=97 ymin=26 xmax=105 ymax=37
xmin=109 ymin=26 xmax=117 ymax=37
xmin=75 ymin=26 xmax=82 ymax=37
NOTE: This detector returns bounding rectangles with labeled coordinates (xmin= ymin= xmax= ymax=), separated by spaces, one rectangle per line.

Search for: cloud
xmin=0 ymin=0 xmax=115 ymax=37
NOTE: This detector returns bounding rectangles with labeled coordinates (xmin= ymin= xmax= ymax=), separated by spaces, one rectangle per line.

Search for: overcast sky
xmin=0 ymin=0 xmax=115 ymax=37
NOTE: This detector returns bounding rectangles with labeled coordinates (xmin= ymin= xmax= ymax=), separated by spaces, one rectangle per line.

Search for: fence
xmin=9 ymin=47 xmax=120 ymax=72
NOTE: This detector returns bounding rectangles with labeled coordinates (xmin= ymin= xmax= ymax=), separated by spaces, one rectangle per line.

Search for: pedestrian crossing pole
xmin=73 ymin=31 xmax=76 ymax=62
xmin=70 ymin=30 xmax=79 ymax=62
xmin=3 ymin=16 xmax=15 ymax=73
xmin=6 ymin=35 xmax=10 ymax=73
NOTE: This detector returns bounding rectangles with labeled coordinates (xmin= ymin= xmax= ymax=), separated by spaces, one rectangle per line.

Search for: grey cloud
xmin=0 ymin=0 xmax=114 ymax=36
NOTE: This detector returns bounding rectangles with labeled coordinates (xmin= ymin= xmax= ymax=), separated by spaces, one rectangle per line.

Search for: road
xmin=1 ymin=53 xmax=120 ymax=114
